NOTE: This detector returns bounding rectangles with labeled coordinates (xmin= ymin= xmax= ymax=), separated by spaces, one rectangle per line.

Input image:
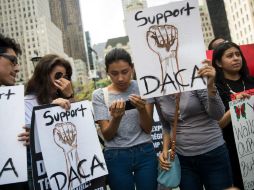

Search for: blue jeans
xmin=178 ymin=144 xmax=233 ymax=190
xmin=104 ymin=143 xmax=158 ymax=190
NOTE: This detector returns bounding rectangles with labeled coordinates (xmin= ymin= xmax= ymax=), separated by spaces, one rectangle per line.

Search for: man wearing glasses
xmin=0 ymin=34 xmax=20 ymax=86
xmin=0 ymin=34 xmax=29 ymax=189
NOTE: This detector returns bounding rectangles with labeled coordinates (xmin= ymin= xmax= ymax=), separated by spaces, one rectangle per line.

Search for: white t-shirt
xmin=25 ymin=94 xmax=39 ymax=128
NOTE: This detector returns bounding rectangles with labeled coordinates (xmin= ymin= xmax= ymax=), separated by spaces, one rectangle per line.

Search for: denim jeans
xmin=178 ymin=144 xmax=233 ymax=190
xmin=104 ymin=143 xmax=158 ymax=190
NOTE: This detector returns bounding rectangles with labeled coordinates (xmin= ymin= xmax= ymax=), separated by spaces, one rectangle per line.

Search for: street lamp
xmin=31 ymin=51 xmax=41 ymax=68
xmin=31 ymin=56 xmax=41 ymax=68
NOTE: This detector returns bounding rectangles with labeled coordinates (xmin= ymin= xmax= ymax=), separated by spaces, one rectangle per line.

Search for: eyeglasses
xmin=0 ymin=53 xmax=18 ymax=66
xmin=54 ymin=72 xmax=70 ymax=80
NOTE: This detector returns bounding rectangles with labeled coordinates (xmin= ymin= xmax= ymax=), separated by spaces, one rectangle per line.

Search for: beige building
xmin=49 ymin=0 xmax=87 ymax=63
xmin=104 ymin=36 xmax=131 ymax=56
xmin=122 ymin=0 xmax=147 ymax=33
xmin=224 ymin=0 xmax=254 ymax=45
xmin=199 ymin=1 xmax=215 ymax=48
xmin=0 ymin=0 xmax=70 ymax=82
xmin=74 ymin=59 xmax=89 ymax=85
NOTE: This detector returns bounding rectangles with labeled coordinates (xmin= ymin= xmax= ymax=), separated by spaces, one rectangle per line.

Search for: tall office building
xmin=199 ymin=1 xmax=215 ymax=48
xmin=206 ymin=0 xmax=231 ymax=40
xmin=224 ymin=0 xmax=254 ymax=45
xmin=49 ymin=0 xmax=87 ymax=63
xmin=0 ymin=0 xmax=69 ymax=82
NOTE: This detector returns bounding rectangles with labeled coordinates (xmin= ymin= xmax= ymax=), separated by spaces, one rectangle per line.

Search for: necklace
xmin=226 ymin=80 xmax=245 ymax=94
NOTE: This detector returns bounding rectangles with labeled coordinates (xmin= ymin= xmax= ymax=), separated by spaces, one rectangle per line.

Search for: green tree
xmin=73 ymin=78 xmax=111 ymax=101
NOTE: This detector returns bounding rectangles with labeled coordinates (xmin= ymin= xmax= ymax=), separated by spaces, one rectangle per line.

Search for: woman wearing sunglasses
xmin=23 ymin=54 xmax=74 ymax=189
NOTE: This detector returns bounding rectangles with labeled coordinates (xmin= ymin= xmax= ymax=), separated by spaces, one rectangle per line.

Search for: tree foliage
xmin=73 ymin=78 xmax=111 ymax=101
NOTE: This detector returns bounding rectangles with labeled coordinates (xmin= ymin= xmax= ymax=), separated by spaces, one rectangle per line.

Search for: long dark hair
xmin=25 ymin=54 xmax=72 ymax=104
xmin=212 ymin=41 xmax=250 ymax=83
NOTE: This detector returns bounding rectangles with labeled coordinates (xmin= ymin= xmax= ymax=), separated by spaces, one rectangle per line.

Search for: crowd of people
xmin=1 ymin=32 xmax=253 ymax=190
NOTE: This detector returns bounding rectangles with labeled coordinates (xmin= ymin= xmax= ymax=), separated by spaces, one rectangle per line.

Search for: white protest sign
xmin=34 ymin=101 xmax=108 ymax=190
xmin=126 ymin=0 xmax=207 ymax=98
xmin=0 ymin=85 xmax=27 ymax=185
xmin=229 ymin=97 xmax=254 ymax=190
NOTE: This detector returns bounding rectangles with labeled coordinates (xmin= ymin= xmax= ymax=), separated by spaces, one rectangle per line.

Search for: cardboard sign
xmin=126 ymin=0 xmax=207 ymax=98
xmin=30 ymin=101 xmax=108 ymax=190
xmin=0 ymin=85 xmax=27 ymax=185
xmin=229 ymin=97 xmax=254 ymax=190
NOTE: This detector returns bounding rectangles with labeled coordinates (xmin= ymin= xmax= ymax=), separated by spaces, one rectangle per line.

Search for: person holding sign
xmin=24 ymin=54 xmax=74 ymax=189
xmin=212 ymin=41 xmax=254 ymax=189
xmin=153 ymin=59 xmax=233 ymax=190
xmin=0 ymin=34 xmax=29 ymax=189
xmin=92 ymin=48 xmax=157 ymax=190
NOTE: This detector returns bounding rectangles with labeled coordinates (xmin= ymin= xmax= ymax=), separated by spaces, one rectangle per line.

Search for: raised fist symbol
xmin=53 ymin=122 xmax=77 ymax=153
xmin=147 ymin=25 xmax=183 ymax=92
xmin=147 ymin=25 xmax=178 ymax=61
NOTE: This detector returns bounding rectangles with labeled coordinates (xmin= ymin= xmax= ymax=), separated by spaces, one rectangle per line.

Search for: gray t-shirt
xmin=150 ymin=89 xmax=225 ymax=156
xmin=92 ymin=80 xmax=152 ymax=148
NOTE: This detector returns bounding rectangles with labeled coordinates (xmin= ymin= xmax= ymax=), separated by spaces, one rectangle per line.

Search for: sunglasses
xmin=54 ymin=72 xmax=70 ymax=80
xmin=0 ymin=53 xmax=18 ymax=66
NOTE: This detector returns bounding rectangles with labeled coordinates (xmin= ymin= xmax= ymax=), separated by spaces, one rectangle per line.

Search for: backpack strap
xmin=97 ymin=87 xmax=109 ymax=148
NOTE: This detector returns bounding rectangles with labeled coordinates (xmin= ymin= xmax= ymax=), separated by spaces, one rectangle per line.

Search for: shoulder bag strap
xmin=170 ymin=93 xmax=181 ymax=161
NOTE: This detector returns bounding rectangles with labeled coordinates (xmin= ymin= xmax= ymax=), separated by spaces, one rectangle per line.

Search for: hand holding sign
xmin=198 ymin=60 xmax=215 ymax=86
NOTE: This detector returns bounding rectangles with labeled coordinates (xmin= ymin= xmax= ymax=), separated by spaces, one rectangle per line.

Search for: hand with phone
xmin=125 ymin=100 xmax=136 ymax=110
xmin=109 ymin=99 xmax=125 ymax=118
xmin=128 ymin=94 xmax=146 ymax=111
xmin=54 ymin=72 xmax=73 ymax=99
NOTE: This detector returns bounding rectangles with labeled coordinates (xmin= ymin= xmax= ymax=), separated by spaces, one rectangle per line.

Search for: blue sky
xmin=80 ymin=0 xmax=174 ymax=44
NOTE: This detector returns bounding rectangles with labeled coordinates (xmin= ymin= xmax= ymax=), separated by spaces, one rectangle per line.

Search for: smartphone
xmin=125 ymin=100 xmax=136 ymax=110
xmin=55 ymin=72 xmax=63 ymax=80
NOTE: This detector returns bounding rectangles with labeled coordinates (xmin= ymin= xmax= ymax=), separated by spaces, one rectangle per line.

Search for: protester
xmin=0 ymin=34 xmax=21 ymax=86
xmin=208 ymin=37 xmax=226 ymax=50
xmin=212 ymin=41 xmax=254 ymax=189
xmin=92 ymin=48 xmax=157 ymax=190
xmin=0 ymin=34 xmax=29 ymax=189
xmin=24 ymin=54 xmax=74 ymax=189
xmin=155 ymin=59 xmax=233 ymax=190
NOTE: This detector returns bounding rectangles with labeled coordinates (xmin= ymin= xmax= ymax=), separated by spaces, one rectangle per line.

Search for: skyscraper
xmin=206 ymin=0 xmax=231 ymax=40
xmin=49 ymin=0 xmax=87 ymax=62
xmin=199 ymin=1 xmax=215 ymax=48
xmin=0 ymin=0 xmax=68 ymax=82
xmin=224 ymin=0 xmax=254 ymax=45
